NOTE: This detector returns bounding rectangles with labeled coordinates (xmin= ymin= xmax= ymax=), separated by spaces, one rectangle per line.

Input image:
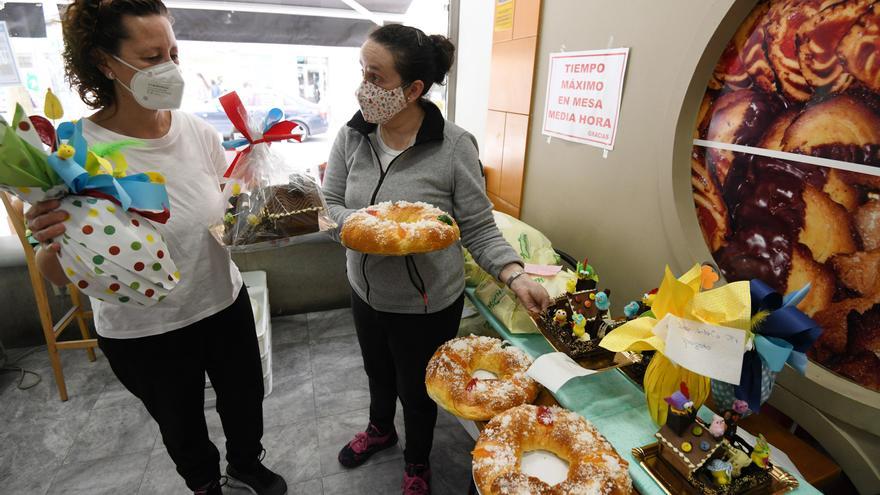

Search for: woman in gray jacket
xmin=322 ymin=24 xmax=550 ymax=494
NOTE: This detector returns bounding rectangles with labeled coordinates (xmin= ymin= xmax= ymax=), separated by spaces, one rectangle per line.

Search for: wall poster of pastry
xmin=691 ymin=0 xmax=880 ymax=392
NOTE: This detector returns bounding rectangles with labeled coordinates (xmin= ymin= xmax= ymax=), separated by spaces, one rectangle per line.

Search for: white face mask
xmin=113 ymin=55 xmax=185 ymax=110
xmin=356 ymin=80 xmax=409 ymax=124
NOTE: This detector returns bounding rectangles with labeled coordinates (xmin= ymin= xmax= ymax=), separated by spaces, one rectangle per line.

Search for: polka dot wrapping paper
xmin=56 ymin=195 xmax=179 ymax=306
xmin=2 ymin=185 xmax=179 ymax=307
xmin=2 ymin=101 xmax=178 ymax=306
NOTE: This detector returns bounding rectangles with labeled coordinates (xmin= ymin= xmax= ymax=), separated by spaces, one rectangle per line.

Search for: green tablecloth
xmin=464 ymin=287 xmax=819 ymax=495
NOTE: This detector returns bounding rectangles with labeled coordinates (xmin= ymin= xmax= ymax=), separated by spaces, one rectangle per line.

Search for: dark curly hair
xmin=369 ymin=24 xmax=455 ymax=97
xmin=62 ymin=0 xmax=169 ymax=109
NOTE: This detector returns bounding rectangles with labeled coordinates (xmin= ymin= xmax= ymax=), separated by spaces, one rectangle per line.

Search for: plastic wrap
xmin=209 ymin=91 xmax=335 ymax=251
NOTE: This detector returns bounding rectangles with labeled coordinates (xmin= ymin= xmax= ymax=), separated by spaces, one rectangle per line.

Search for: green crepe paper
xmin=0 ymin=123 xmax=59 ymax=188
xmin=89 ymin=139 xmax=143 ymax=158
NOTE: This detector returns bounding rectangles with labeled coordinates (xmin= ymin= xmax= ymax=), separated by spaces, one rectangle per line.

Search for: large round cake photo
xmin=691 ymin=0 xmax=880 ymax=391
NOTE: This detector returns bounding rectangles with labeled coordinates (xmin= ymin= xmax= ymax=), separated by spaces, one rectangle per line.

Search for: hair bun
xmin=429 ymin=34 xmax=455 ymax=84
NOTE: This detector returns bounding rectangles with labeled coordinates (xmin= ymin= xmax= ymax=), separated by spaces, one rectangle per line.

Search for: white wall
xmin=452 ymin=0 xmax=494 ymax=150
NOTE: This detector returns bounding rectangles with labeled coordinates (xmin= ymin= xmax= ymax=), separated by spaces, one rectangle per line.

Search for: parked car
xmin=193 ymin=92 xmax=328 ymax=141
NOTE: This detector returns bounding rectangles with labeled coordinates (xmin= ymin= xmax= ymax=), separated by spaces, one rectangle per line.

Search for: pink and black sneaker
xmin=337 ymin=423 xmax=399 ymax=468
xmin=402 ymin=463 xmax=431 ymax=495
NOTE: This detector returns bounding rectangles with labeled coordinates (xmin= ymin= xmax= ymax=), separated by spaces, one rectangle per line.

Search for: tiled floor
xmin=0 ymin=308 xmax=477 ymax=494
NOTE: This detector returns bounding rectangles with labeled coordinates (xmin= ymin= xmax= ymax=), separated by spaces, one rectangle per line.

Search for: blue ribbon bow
xmin=47 ymin=121 xmax=169 ymax=215
xmin=734 ymin=280 xmax=822 ymax=411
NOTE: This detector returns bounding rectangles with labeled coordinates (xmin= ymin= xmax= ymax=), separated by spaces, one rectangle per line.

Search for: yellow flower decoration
xmin=701 ymin=264 xmax=720 ymax=290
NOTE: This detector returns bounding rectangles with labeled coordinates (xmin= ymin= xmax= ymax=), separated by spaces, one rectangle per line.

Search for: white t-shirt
xmin=82 ymin=111 xmax=242 ymax=339
xmin=369 ymin=126 xmax=410 ymax=172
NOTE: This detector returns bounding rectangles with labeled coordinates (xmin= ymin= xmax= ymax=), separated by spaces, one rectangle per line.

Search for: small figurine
xmin=642 ymin=287 xmax=659 ymax=306
xmin=664 ymin=385 xmax=694 ymax=412
xmin=709 ymin=414 xmax=727 ymax=439
xmin=724 ymin=443 xmax=752 ymax=477
xmin=574 ymin=258 xmax=599 ymax=291
xmin=57 ymin=143 xmax=76 ymax=160
xmin=566 ymin=278 xmax=578 ymax=294
xmin=707 ymin=459 xmax=733 ymax=486
xmin=663 ymin=382 xmax=696 ymax=436
xmin=576 ymin=258 xmax=598 ymax=282
xmin=700 ymin=263 xmax=720 ymax=290
xmin=722 ymin=400 xmax=749 ymax=439
xmin=553 ymin=309 xmax=568 ymax=326
xmin=751 ymin=434 xmax=771 ymax=469
xmin=595 ymin=291 xmax=610 ymax=311
xmin=571 ymin=313 xmax=590 ymax=341
xmin=624 ymin=301 xmax=641 ymax=319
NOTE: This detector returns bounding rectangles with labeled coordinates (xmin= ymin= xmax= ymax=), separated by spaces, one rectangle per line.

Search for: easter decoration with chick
xmin=531 ymin=257 xmax=625 ymax=365
xmin=603 ymin=263 xmax=821 ymax=493
xmin=0 ymin=93 xmax=177 ymax=306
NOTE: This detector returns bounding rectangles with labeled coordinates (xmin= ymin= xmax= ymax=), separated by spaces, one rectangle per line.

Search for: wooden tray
xmin=632 ymin=442 xmax=799 ymax=495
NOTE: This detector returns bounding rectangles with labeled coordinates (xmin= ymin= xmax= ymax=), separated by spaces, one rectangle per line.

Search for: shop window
xmin=0 ymin=1 xmax=450 ymax=237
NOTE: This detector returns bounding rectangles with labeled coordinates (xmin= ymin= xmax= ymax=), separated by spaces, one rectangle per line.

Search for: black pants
xmin=98 ymin=287 xmax=265 ymax=490
xmin=351 ymin=290 xmax=464 ymax=465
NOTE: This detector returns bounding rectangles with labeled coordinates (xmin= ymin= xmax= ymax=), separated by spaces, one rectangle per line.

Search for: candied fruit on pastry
xmin=797 ymin=0 xmax=873 ymax=93
xmin=838 ymin=3 xmax=880 ymax=92
xmin=782 ymin=95 xmax=880 ymax=165
xmin=831 ymin=249 xmax=880 ymax=297
xmin=854 ymin=199 xmax=880 ymax=251
xmin=799 ymin=185 xmax=858 ymax=263
xmin=706 ymin=90 xmax=779 ymax=184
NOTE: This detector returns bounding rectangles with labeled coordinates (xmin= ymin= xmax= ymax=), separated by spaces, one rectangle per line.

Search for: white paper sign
xmin=0 ymin=22 xmax=20 ymax=87
xmin=527 ymin=352 xmax=595 ymax=393
xmin=541 ymin=48 xmax=630 ymax=150
xmin=662 ymin=314 xmax=746 ymax=385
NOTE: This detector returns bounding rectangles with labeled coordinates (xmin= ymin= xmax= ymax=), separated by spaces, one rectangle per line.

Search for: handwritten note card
xmin=662 ymin=314 xmax=745 ymax=385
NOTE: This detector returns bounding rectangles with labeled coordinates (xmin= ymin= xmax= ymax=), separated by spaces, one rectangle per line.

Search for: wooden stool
xmin=1 ymin=193 xmax=97 ymax=401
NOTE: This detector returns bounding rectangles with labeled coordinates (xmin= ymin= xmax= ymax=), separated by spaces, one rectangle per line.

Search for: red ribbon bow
xmin=218 ymin=91 xmax=303 ymax=178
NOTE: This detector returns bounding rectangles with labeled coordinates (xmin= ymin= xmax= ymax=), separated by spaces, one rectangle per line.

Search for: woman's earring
xmin=107 ymin=72 xmax=116 ymax=80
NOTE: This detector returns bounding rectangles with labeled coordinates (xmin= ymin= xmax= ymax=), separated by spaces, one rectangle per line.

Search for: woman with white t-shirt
xmin=24 ymin=2 xmax=286 ymax=494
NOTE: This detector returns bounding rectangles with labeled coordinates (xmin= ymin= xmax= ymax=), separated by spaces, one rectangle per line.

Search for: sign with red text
xmin=542 ymin=48 xmax=629 ymax=150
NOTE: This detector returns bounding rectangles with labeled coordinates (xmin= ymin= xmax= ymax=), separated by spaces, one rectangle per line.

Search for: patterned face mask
xmin=356 ymin=79 xmax=409 ymax=124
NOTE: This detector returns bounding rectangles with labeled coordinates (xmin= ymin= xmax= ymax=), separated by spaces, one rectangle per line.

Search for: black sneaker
xmin=338 ymin=423 xmax=399 ymax=468
xmin=226 ymin=451 xmax=287 ymax=495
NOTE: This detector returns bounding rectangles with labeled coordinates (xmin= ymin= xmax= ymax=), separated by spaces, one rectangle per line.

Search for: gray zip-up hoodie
xmin=322 ymin=101 xmax=522 ymax=314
